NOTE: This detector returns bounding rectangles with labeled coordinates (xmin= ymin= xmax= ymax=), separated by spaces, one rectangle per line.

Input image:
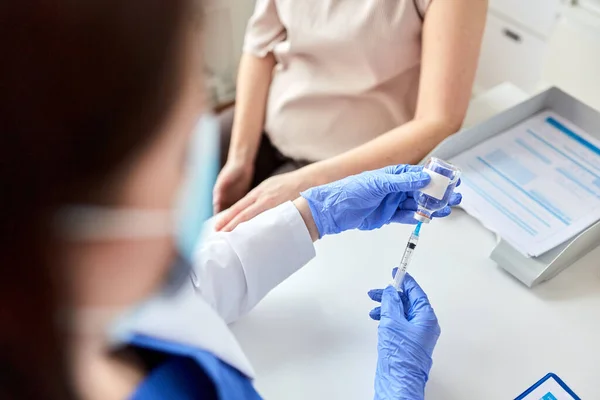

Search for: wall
xmin=541 ymin=5 xmax=600 ymax=111
xmin=204 ymin=0 xmax=255 ymax=105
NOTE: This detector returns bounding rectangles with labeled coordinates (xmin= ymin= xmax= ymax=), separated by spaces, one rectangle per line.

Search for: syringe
xmin=392 ymin=222 xmax=421 ymax=290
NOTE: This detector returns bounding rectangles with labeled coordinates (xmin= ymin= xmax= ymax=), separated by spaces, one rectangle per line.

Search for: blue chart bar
xmin=474 ymin=165 xmax=550 ymax=228
xmin=463 ymin=175 xmax=537 ymax=236
xmin=564 ymin=146 xmax=600 ymax=173
xmin=477 ymin=156 xmax=571 ymax=225
xmin=529 ymin=190 xmax=571 ymax=224
xmin=546 ymin=117 xmax=600 ymax=156
xmin=515 ymin=138 xmax=552 ymax=165
xmin=527 ymin=129 xmax=600 ymax=180
xmin=556 ymin=168 xmax=600 ymax=199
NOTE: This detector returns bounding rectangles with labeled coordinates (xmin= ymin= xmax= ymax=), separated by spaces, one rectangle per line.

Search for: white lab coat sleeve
xmin=193 ymin=201 xmax=316 ymax=324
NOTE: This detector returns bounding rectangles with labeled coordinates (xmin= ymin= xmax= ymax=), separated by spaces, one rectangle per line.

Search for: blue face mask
xmin=59 ymin=114 xmax=220 ymax=295
xmin=176 ymin=114 xmax=220 ymax=261
xmin=164 ymin=114 xmax=220 ymax=294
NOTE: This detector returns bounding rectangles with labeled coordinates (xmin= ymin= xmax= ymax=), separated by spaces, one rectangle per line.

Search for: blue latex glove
xmin=300 ymin=164 xmax=461 ymax=237
xmin=368 ymin=271 xmax=440 ymax=400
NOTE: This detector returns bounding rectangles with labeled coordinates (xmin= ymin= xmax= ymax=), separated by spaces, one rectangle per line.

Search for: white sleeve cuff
xmin=224 ymin=201 xmax=316 ymax=309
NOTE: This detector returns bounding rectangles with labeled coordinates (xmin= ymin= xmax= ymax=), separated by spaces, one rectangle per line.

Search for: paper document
xmin=450 ymin=110 xmax=600 ymax=257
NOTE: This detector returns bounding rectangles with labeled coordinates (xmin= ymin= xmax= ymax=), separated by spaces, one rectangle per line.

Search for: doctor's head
xmin=0 ymin=0 xmax=206 ymax=397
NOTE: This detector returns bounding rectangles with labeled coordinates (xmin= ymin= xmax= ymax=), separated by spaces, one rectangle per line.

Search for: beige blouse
xmin=244 ymin=0 xmax=432 ymax=162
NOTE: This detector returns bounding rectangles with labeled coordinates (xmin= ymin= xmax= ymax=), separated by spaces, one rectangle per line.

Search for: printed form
xmin=450 ymin=110 xmax=600 ymax=257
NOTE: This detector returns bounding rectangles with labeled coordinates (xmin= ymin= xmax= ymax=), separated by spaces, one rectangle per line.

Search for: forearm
xmin=228 ymin=52 xmax=276 ymax=163
xmin=293 ymin=197 xmax=319 ymax=241
xmin=304 ymin=0 xmax=485 ymax=186
xmin=306 ymin=118 xmax=459 ymax=184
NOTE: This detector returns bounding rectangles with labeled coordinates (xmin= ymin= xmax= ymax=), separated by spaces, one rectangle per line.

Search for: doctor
xmin=0 ymin=1 xmax=459 ymax=399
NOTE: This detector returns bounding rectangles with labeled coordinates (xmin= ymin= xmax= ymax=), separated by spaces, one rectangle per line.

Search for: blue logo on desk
xmin=541 ymin=393 xmax=557 ymax=400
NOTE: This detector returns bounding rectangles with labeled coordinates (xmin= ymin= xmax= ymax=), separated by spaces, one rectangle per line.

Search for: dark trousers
xmin=218 ymin=107 xmax=310 ymax=188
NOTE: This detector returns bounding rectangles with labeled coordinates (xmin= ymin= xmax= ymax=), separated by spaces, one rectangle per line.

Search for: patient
xmin=214 ymin=0 xmax=487 ymax=231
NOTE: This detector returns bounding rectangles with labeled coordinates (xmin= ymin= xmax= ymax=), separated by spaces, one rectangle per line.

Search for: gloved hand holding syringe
xmin=392 ymin=157 xmax=461 ymax=290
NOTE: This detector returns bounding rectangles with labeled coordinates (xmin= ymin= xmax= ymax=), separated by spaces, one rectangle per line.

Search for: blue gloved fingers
xmin=401 ymin=274 xmax=439 ymax=327
xmin=358 ymin=192 xmax=407 ymax=231
xmin=369 ymin=299 xmax=411 ymax=321
xmin=399 ymin=192 xmax=460 ymax=213
xmin=368 ymin=267 xmax=398 ymax=301
xmin=456 ymin=177 xmax=462 ymax=187
xmin=380 ymin=285 xmax=407 ymax=320
xmin=369 ymin=281 xmax=434 ymax=324
xmin=389 ymin=210 xmax=419 ymax=224
xmin=378 ymin=171 xmax=431 ymax=195
xmin=368 ymin=288 xmax=383 ymax=303
xmin=376 ymin=171 xmax=431 ymax=194
xmin=447 ymin=192 xmax=462 ymax=206
xmin=381 ymin=164 xmax=423 ymax=175
xmin=401 ymin=274 xmax=428 ymax=301
xmin=369 ymin=306 xmax=381 ymax=320
xmin=399 ymin=197 xmax=418 ymax=211
xmin=368 ymin=266 xmax=399 ymax=319
xmin=430 ymin=206 xmax=452 ymax=218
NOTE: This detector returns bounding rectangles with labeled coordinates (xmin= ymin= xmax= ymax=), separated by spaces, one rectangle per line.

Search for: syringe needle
xmin=392 ymin=222 xmax=421 ymax=290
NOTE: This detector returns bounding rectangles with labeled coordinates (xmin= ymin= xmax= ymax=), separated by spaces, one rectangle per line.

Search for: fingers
xmin=368 ymin=288 xmax=383 ymax=302
xmin=214 ymin=191 xmax=257 ymax=231
xmin=213 ymin=196 xmax=223 ymax=215
xmin=447 ymin=192 xmax=462 ymax=207
xmin=391 ymin=207 xmax=452 ymax=223
xmin=220 ymin=201 xmax=266 ymax=232
xmin=389 ymin=210 xmax=419 ymax=224
xmin=382 ymin=171 xmax=431 ymax=194
xmin=368 ymin=267 xmax=403 ymax=320
xmin=400 ymin=197 xmax=418 ymax=211
xmin=368 ymin=274 xmax=437 ymax=327
xmin=213 ymin=191 xmax=230 ymax=214
xmin=381 ymin=164 xmax=422 ymax=175
xmin=369 ymin=306 xmax=381 ymax=320
xmin=380 ymin=285 xmax=406 ymax=320
xmin=212 ymin=176 xmax=229 ymax=214
xmin=214 ymin=208 xmax=235 ymax=231
xmin=401 ymin=192 xmax=461 ymax=212
xmin=400 ymin=274 xmax=437 ymax=322
xmin=401 ymin=274 xmax=428 ymax=301
xmin=431 ymin=206 xmax=452 ymax=218
xmin=368 ymin=267 xmax=398 ymax=303
xmin=392 ymin=192 xmax=461 ymax=221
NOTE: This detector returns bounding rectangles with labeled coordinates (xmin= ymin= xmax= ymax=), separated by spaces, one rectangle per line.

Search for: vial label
xmin=421 ymin=169 xmax=451 ymax=200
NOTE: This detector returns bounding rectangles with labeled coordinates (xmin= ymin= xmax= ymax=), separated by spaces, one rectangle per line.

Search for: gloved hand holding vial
xmin=392 ymin=157 xmax=461 ymax=290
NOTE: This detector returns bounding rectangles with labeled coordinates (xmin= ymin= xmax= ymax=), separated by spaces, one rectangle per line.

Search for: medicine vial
xmin=414 ymin=157 xmax=461 ymax=223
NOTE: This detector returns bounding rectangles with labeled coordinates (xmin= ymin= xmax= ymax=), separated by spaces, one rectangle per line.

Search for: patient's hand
xmin=214 ymin=168 xmax=313 ymax=232
xmin=213 ymin=160 xmax=254 ymax=214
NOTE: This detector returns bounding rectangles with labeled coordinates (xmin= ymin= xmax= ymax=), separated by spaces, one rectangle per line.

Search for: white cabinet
xmin=541 ymin=5 xmax=600 ymax=111
xmin=489 ymin=0 xmax=564 ymax=38
xmin=474 ymin=13 xmax=547 ymax=93
xmin=474 ymin=1 xmax=565 ymax=94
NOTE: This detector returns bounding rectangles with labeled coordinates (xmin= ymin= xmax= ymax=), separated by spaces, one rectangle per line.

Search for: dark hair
xmin=0 ymin=1 xmax=196 ymax=398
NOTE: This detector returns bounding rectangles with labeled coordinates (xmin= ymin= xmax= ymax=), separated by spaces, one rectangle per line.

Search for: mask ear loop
xmin=56 ymin=207 xmax=175 ymax=241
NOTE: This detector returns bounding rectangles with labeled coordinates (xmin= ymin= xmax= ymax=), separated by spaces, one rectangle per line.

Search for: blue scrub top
xmin=128 ymin=334 xmax=262 ymax=400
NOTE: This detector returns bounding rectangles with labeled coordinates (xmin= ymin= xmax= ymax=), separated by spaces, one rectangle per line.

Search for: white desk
xmin=230 ymin=83 xmax=600 ymax=399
